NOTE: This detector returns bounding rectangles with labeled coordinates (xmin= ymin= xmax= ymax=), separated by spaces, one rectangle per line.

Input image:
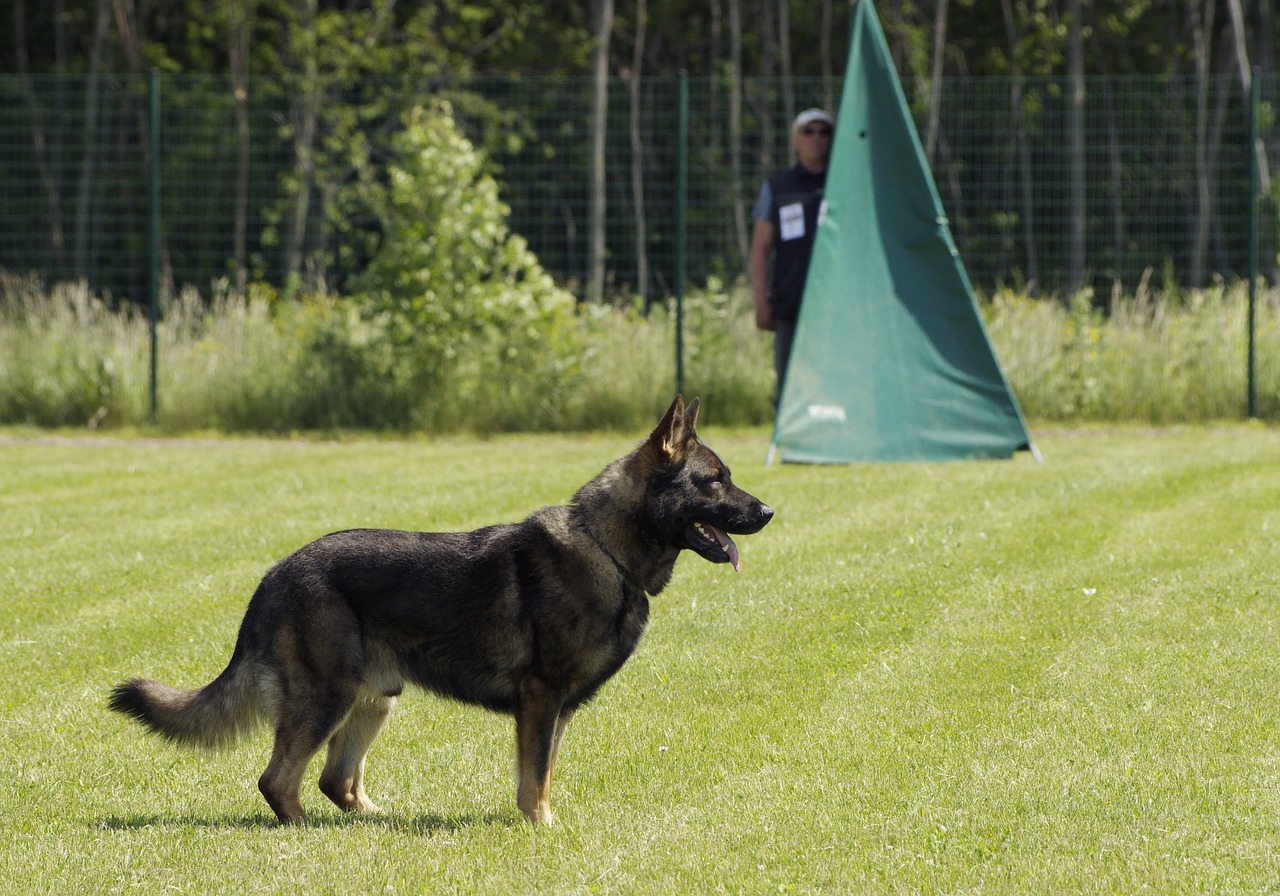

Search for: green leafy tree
xmin=353 ymin=101 xmax=580 ymax=428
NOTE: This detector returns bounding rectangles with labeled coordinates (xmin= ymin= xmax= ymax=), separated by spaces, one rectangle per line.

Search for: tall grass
xmin=1 ymin=269 xmax=1275 ymax=432
xmin=0 ymin=274 xmax=150 ymax=427
xmin=985 ymin=280 xmax=1280 ymax=421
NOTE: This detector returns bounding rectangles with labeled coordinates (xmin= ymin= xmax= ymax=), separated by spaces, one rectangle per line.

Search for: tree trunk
xmin=54 ymin=0 xmax=69 ymax=72
xmin=729 ymin=0 xmax=747 ymax=264
xmin=111 ymin=0 xmax=141 ymax=67
xmin=708 ymin=0 xmax=722 ymax=171
xmin=228 ymin=0 xmax=254 ymax=298
xmin=1224 ymin=0 xmax=1271 ymax=197
xmin=587 ymin=0 xmax=613 ymax=302
xmin=113 ymin=0 xmax=174 ymax=304
xmin=776 ymin=0 xmax=794 ymax=131
xmin=1256 ymin=0 xmax=1274 ymax=77
xmin=1066 ymin=0 xmax=1086 ymax=296
xmin=999 ymin=0 xmax=1037 ymax=287
xmin=13 ymin=0 xmax=67 ymax=268
xmin=628 ymin=0 xmax=649 ymax=300
xmin=1101 ymin=81 xmax=1125 ymax=295
xmin=1205 ymin=57 xmax=1232 ymax=273
xmin=925 ymin=0 xmax=949 ymax=165
xmin=1190 ymin=0 xmax=1213 ymax=289
xmin=284 ymin=0 xmax=319 ymax=297
xmin=74 ymin=0 xmax=112 ymax=280
xmin=820 ymin=0 xmax=835 ymax=111
xmin=758 ymin=0 xmax=775 ymax=170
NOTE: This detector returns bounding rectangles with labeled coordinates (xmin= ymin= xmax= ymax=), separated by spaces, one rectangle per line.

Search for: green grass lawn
xmin=3 ymin=423 xmax=1279 ymax=893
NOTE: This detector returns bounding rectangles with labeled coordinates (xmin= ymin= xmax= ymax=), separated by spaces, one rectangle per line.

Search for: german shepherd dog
xmin=109 ymin=396 xmax=772 ymax=824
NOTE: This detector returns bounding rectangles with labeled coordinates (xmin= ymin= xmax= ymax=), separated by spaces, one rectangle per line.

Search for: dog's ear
xmin=683 ymin=397 xmax=700 ymax=435
xmin=647 ymin=395 xmax=696 ymax=463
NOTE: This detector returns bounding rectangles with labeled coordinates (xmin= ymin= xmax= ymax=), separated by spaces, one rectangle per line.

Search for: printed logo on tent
xmin=807 ymin=404 xmax=848 ymax=422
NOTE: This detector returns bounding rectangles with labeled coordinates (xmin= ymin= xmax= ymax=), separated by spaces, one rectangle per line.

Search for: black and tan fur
xmin=109 ymin=396 xmax=772 ymax=824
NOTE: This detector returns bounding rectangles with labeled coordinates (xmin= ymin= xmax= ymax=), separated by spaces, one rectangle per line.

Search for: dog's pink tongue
xmin=707 ymin=525 xmax=741 ymax=572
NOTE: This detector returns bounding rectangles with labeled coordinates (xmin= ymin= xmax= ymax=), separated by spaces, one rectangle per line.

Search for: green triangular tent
xmin=770 ymin=0 xmax=1037 ymax=464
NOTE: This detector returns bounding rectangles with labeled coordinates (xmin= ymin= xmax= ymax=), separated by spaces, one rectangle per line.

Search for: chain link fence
xmin=1 ymin=72 xmax=1276 ymax=305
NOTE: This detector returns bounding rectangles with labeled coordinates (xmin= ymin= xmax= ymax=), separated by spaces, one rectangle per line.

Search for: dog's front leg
xmin=515 ymin=676 xmax=567 ymax=824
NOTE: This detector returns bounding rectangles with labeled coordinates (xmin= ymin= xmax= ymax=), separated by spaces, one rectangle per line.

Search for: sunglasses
xmin=801 ymin=127 xmax=833 ymax=137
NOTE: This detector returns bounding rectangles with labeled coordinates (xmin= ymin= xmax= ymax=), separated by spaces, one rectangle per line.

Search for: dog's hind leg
xmin=515 ymin=677 xmax=568 ymax=824
xmin=258 ymin=716 xmax=332 ymax=823
xmin=256 ymin=663 xmax=363 ymax=822
xmin=318 ymin=693 xmax=396 ymax=813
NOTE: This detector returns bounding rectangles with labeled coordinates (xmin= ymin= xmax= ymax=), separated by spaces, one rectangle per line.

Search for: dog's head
xmin=642 ymin=395 xmax=773 ymax=570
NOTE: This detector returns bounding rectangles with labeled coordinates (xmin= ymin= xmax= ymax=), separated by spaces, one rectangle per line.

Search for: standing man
xmin=749 ymin=108 xmax=835 ymax=406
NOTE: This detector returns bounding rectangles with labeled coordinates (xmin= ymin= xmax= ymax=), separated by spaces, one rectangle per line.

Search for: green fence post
xmin=148 ymin=68 xmax=161 ymax=424
xmin=675 ymin=70 xmax=688 ymax=397
xmin=1246 ymin=67 xmax=1259 ymax=420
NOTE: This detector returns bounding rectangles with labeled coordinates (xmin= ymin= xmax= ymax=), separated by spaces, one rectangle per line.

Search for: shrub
xmin=351 ymin=102 xmax=582 ymax=431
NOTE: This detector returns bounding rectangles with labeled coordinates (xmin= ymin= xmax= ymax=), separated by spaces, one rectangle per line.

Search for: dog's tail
xmin=108 ymin=646 xmax=260 ymax=750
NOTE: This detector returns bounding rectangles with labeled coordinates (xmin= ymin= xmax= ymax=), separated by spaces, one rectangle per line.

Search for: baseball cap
xmin=792 ymin=108 xmax=835 ymax=134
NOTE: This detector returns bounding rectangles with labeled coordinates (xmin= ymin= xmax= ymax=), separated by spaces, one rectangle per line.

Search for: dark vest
xmin=767 ymin=164 xmax=827 ymax=322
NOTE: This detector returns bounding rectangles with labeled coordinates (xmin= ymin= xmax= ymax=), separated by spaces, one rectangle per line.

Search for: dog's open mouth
xmin=687 ymin=522 xmax=741 ymax=571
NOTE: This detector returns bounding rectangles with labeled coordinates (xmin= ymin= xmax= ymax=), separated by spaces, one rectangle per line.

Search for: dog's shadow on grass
xmin=95 ymin=809 xmax=517 ymax=834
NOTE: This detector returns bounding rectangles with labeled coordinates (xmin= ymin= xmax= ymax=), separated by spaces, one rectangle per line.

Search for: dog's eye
xmin=695 ymin=472 xmax=725 ymax=489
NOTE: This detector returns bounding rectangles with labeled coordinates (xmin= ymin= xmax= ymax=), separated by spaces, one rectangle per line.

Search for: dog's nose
xmin=759 ymin=504 xmax=774 ymax=523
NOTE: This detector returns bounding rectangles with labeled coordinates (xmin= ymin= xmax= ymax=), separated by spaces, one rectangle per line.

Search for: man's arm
xmin=749 ymin=217 xmax=777 ymax=332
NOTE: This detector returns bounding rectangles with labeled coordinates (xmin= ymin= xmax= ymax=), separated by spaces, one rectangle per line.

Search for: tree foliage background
xmin=4 ymin=1 xmax=1275 ymax=84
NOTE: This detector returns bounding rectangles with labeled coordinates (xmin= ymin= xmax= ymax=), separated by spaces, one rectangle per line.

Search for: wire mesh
xmin=0 ymin=72 xmax=1275 ymax=305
